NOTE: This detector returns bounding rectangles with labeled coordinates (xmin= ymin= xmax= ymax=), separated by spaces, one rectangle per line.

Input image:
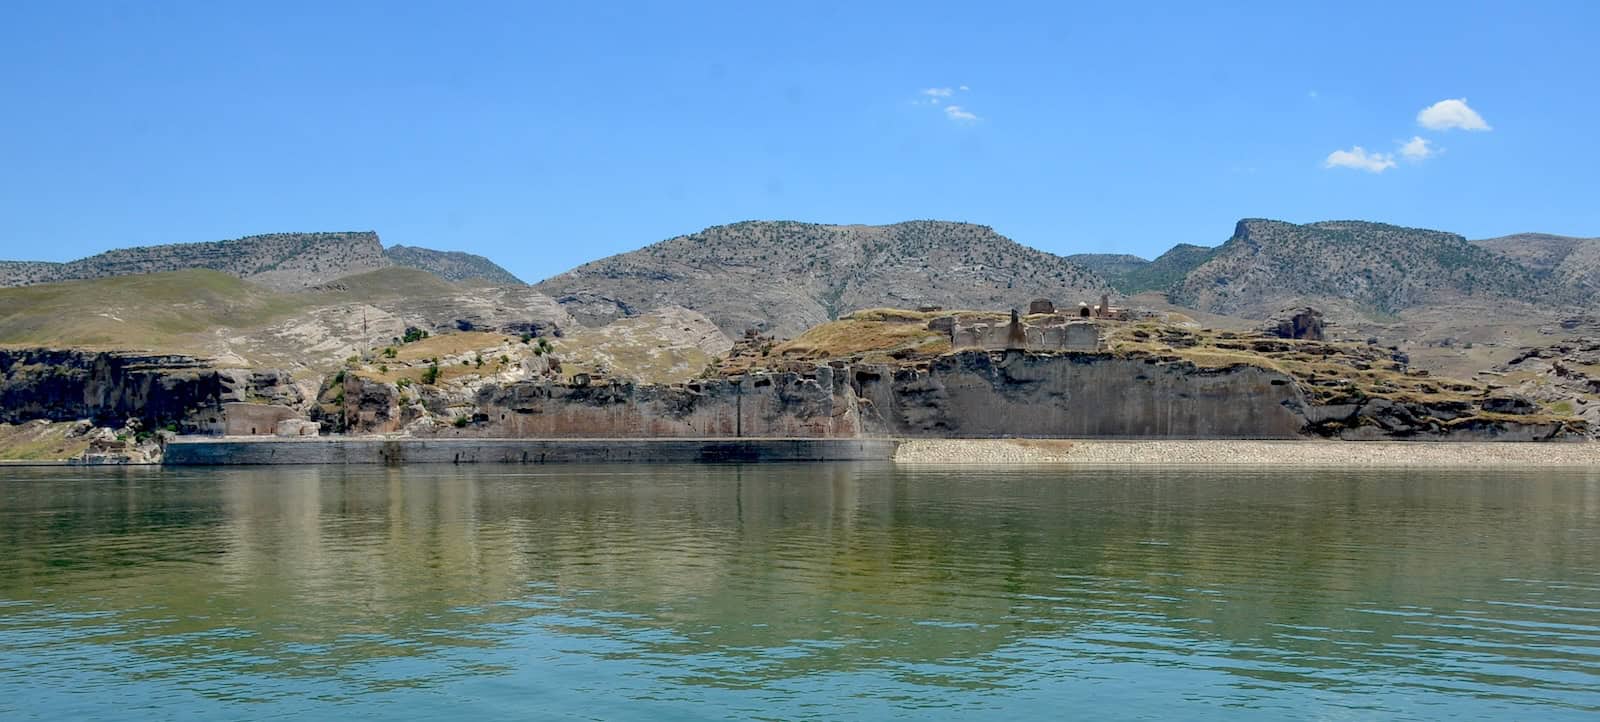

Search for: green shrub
xmin=421 ymin=363 xmax=440 ymax=385
xmin=452 ymin=416 xmax=469 ymax=428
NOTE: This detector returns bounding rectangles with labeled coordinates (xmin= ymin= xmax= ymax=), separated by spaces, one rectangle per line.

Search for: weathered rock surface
xmin=373 ymin=350 xmax=1581 ymax=442
xmin=0 ymin=348 xmax=300 ymax=429
xmin=453 ymin=367 xmax=861 ymax=438
xmin=1265 ymin=307 xmax=1326 ymax=341
xmin=851 ymin=351 xmax=1307 ymax=438
xmin=1486 ymin=336 xmax=1600 ymax=437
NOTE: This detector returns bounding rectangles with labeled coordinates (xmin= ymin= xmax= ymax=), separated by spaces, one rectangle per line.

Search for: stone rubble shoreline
xmin=892 ymin=439 xmax=1600 ymax=466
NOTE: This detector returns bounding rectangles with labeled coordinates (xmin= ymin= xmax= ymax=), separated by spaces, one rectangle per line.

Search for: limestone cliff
xmin=397 ymin=350 xmax=1574 ymax=442
xmin=0 ymin=348 xmax=301 ymax=430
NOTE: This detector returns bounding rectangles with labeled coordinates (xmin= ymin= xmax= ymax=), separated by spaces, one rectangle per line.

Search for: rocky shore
xmin=894 ymin=438 xmax=1600 ymax=466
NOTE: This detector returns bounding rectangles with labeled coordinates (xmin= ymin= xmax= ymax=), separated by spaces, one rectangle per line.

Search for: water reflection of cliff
xmin=0 ymin=464 xmax=1596 ymax=703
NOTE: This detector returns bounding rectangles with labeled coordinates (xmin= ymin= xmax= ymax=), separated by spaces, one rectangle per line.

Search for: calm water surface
xmin=1 ymin=463 xmax=1597 ymax=720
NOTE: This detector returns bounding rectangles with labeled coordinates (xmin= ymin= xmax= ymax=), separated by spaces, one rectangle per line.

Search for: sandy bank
xmin=893 ymin=439 xmax=1600 ymax=466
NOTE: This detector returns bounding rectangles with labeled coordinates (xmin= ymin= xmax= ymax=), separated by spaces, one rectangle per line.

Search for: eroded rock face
xmin=336 ymin=350 xmax=1583 ymax=441
xmin=455 ymin=367 xmax=861 ymax=438
xmin=1482 ymin=394 xmax=1539 ymax=415
xmin=1266 ymin=307 xmax=1326 ymax=341
xmin=451 ymin=352 xmax=1450 ymax=440
xmin=851 ymin=351 xmax=1308 ymax=438
xmin=0 ymin=349 xmax=302 ymax=430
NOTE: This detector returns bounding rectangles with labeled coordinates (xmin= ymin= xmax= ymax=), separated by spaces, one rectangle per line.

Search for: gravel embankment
xmin=893 ymin=439 xmax=1600 ymax=466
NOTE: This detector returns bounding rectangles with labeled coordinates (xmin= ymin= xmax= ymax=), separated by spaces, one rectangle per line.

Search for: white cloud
xmin=922 ymin=87 xmax=954 ymax=98
xmin=1399 ymin=136 xmax=1437 ymax=161
xmin=1324 ymin=146 xmax=1395 ymax=173
xmin=1417 ymin=98 xmax=1491 ymax=131
xmin=958 ymin=85 xmax=970 ymax=91
xmin=944 ymin=105 xmax=978 ymax=122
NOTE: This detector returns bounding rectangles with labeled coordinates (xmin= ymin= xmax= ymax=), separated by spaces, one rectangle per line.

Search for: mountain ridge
xmin=1472 ymin=232 xmax=1600 ymax=297
xmin=1167 ymin=218 xmax=1559 ymax=317
xmin=0 ymin=232 xmax=524 ymax=290
xmin=533 ymin=219 xmax=1113 ymax=337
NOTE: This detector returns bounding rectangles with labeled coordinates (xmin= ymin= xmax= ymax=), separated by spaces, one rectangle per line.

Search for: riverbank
xmin=894 ymin=439 xmax=1600 ymax=466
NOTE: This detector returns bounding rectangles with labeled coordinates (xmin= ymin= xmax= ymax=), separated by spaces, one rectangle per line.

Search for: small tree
xmin=421 ymin=362 xmax=440 ymax=385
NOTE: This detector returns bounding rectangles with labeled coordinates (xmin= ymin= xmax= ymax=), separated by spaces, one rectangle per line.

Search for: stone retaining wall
xmin=164 ymin=437 xmax=899 ymax=465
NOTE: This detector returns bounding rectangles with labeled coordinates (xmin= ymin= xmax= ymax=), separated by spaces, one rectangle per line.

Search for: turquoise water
xmin=0 ymin=463 xmax=1597 ymax=720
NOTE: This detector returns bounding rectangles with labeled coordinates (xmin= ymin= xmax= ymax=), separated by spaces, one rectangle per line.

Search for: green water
xmin=1 ymin=464 xmax=1597 ymax=720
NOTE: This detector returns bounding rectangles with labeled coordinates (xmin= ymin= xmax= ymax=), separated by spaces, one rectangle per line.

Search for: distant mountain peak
xmin=0 ymin=231 xmax=524 ymax=289
xmin=1172 ymin=218 xmax=1554 ymax=317
xmin=535 ymin=219 xmax=1112 ymax=337
xmin=383 ymin=245 xmax=524 ymax=285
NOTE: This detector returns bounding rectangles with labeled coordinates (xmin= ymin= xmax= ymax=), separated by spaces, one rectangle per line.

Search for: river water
xmin=0 ymin=464 xmax=1597 ymax=720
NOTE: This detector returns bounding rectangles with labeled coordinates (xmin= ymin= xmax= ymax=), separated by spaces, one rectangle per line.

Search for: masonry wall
xmin=164 ymin=437 xmax=899 ymax=465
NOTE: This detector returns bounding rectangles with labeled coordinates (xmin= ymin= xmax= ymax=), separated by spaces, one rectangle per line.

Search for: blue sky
xmin=2 ymin=1 xmax=1596 ymax=282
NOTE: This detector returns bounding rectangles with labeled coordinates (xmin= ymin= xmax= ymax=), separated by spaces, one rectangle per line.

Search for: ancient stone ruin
xmin=939 ymin=300 xmax=1104 ymax=352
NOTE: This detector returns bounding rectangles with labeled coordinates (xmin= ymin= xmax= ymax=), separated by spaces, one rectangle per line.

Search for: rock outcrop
xmin=0 ymin=348 xmax=301 ymax=430
xmin=373 ymin=350 xmax=1581 ymax=442
xmin=850 ymin=351 xmax=1306 ymax=438
xmin=456 ymin=367 xmax=861 ymax=438
xmin=1265 ymin=307 xmax=1326 ymax=341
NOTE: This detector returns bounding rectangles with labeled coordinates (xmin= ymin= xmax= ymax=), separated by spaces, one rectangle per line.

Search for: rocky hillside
xmin=1065 ymin=253 xmax=1148 ymax=281
xmin=0 ymin=268 xmax=574 ymax=373
xmin=0 ymin=231 xmax=523 ymax=289
xmin=534 ymin=220 xmax=1112 ymax=337
xmin=0 ymin=232 xmax=388 ymax=290
xmin=1070 ymin=244 xmax=1217 ymax=295
xmin=383 ymin=245 xmax=524 ymax=285
xmin=1168 ymin=219 xmax=1554 ymax=318
xmin=1473 ymin=233 xmax=1600 ymax=296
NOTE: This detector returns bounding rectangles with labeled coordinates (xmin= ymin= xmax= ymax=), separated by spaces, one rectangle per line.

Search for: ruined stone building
xmin=939 ymin=300 xmax=1103 ymax=352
